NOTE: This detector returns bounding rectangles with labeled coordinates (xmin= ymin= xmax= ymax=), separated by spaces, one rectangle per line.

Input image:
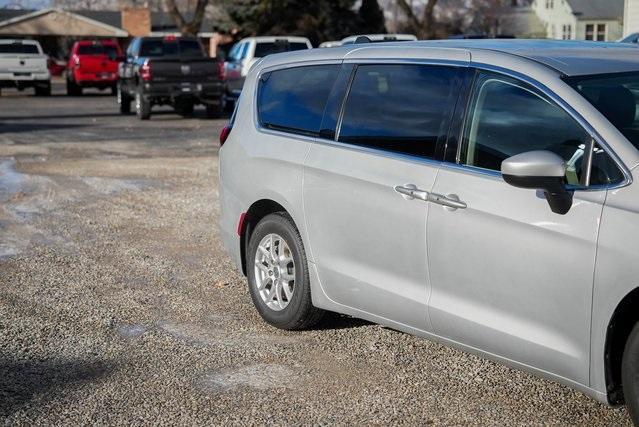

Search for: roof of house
xmin=0 ymin=8 xmax=215 ymax=33
xmin=565 ymin=0 xmax=624 ymax=20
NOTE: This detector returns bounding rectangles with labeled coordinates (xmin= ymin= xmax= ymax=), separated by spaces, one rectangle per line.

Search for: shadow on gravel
xmin=0 ymin=112 xmax=121 ymax=121
xmin=0 ymin=357 xmax=115 ymax=417
xmin=312 ymin=312 xmax=372 ymax=331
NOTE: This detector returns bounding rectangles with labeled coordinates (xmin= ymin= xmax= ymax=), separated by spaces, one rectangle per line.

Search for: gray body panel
xmin=219 ymin=40 xmax=639 ymax=406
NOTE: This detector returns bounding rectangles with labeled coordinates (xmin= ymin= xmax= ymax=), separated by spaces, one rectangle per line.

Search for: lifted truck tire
xmin=135 ymin=87 xmax=151 ymax=120
xmin=34 ymin=81 xmax=51 ymax=96
xmin=117 ymin=85 xmax=131 ymax=114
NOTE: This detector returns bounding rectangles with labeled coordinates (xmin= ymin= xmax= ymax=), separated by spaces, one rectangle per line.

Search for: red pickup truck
xmin=66 ymin=40 xmax=123 ymax=96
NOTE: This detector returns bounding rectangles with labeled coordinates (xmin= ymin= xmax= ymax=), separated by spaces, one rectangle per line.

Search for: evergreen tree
xmin=357 ymin=0 xmax=386 ymax=34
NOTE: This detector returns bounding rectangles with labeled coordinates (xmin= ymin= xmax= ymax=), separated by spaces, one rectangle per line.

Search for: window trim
xmin=448 ymin=64 xmax=631 ymax=191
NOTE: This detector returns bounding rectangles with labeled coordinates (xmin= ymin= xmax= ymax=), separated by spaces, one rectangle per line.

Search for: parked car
xmin=47 ymin=56 xmax=66 ymax=76
xmin=223 ymin=36 xmax=312 ymax=102
xmin=0 ymin=39 xmax=50 ymax=96
xmin=619 ymin=33 xmax=639 ymax=44
xmin=219 ymin=39 xmax=639 ymax=424
xmin=117 ymin=36 xmax=224 ymax=120
xmin=319 ymin=40 xmax=342 ymax=48
xmin=66 ymin=40 xmax=123 ymax=96
xmin=340 ymin=33 xmax=417 ymax=45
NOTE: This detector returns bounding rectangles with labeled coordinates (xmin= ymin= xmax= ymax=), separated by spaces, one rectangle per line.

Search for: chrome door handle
xmin=395 ymin=185 xmax=428 ymax=201
xmin=428 ymin=193 xmax=467 ymax=210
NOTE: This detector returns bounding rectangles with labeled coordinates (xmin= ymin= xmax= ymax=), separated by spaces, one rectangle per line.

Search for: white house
xmin=624 ymin=0 xmax=639 ymax=36
xmin=532 ymin=0 xmax=623 ymax=41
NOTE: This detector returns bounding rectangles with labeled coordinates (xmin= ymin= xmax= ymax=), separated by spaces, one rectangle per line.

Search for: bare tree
xmin=395 ymin=0 xmax=439 ymax=39
xmin=165 ymin=0 xmax=209 ymax=36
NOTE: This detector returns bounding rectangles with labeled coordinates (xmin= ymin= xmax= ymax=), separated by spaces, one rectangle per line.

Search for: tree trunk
xmin=396 ymin=0 xmax=439 ymax=39
xmin=165 ymin=0 xmax=209 ymax=36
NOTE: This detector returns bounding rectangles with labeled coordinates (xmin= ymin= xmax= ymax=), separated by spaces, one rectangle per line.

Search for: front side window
xmin=338 ymin=64 xmax=460 ymax=159
xmin=461 ymin=72 xmax=622 ymax=186
xmin=257 ymin=65 xmax=340 ymax=136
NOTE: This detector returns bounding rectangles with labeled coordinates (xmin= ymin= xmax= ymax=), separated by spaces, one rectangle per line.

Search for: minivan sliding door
xmin=303 ymin=63 xmax=463 ymax=331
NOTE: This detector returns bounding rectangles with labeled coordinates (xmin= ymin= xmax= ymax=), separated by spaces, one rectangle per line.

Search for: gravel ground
xmin=0 ymin=84 xmax=632 ymax=425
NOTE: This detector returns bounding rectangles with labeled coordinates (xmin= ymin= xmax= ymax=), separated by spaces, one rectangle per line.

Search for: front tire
xmin=135 ymin=87 xmax=151 ymax=120
xmin=205 ymin=103 xmax=223 ymax=119
xmin=247 ymin=213 xmax=325 ymax=330
xmin=622 ymin=322 xmax=639 ymax=425
xmin=117 ymin=84 xmax=131 ymax=114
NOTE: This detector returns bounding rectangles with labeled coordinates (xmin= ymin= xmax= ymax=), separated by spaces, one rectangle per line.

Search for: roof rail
xmin=354 ymin=36 xmax=371 ymax=44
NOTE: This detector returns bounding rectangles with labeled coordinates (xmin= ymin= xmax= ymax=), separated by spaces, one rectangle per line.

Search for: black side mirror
xmin=501 ymin=150 xmax=573 ymax=215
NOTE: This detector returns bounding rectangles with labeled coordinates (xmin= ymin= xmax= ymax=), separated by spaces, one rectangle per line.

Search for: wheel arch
xmin=605 ymin=286 xmax=639 ymax=404
xmin=239 ymin=199 xmax=291 ymax=276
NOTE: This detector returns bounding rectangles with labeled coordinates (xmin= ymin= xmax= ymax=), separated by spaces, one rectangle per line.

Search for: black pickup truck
xmin=117 ymin=36 xmax=224 ymax=120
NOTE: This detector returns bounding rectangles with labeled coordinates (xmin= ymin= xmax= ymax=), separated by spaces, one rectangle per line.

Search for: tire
xmin=247 ymin=213 xmax=325 ymax=330
xmin=66 ymin=79 xmax=81 ymax=96
xmin=110 ymin=84 xmax=117 ymax=96
xmin=623 ymin=322 xmax=639 ymax=425
xmin=117 ymin=84 xmax=131 ymax=114
xmin=205 ymin=103 xmax=223 ymax=119
xmin=35 ymin=81 xmax=51 ymax=96
xmin=135 ymin=87 xmax=151 ymax=120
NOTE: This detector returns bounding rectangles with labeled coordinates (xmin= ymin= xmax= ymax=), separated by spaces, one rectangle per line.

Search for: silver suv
xmin=219 ymin=40 xmax=639 ymax=423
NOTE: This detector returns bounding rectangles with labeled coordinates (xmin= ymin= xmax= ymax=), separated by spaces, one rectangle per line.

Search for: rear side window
xmin=0 ymin=43 xmax=38 ymax=54
xmin=258 ymin=65 xmax=340 ymax=136
xmin=337 ymin=64 xmax=460 ymax=159
xmin=254 ymin=41 xmax=309 ymax=58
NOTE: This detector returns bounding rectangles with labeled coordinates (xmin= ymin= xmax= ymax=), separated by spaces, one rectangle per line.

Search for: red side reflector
xmin=237 ymin=212 xmax=247 ymax=236
xmin=219 ymin=125 xmax=232 ymax=146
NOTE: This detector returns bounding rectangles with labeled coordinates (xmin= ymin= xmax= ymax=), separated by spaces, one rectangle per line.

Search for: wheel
xmin=34 ymin=81 xmax=51 ymax=96
xmin=135 ymin=87 xmax=151 ymax=120
xmin=623 ymin=322 xmax=639 ymax=424
xmin=175 ymin=101 xmax=194 ymax=117
xmin=66 ymin=78 xmax=81 ymax=96
xmin=110 ymin=84 xmax=117 ymax=96
xmin=247 ymin=213 xmax=325 ymax=330
xmin=205 ymin=103 xmax=223 ymax=119
xmin=117 ymin=84 xmax=131 ymax=114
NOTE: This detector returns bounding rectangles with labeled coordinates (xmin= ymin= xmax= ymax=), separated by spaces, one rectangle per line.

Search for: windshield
xmin=254 ymin=41 xmax=308 ymax=58
xmin=139 ymin=39 xmax=203 ymax=58
xmin=566 ymin=72 xmax=639 ymax=150
xmin=77 ymin=44 xmax=119 ymax=57
xmin=0 ymin=43 xmax=39 ymax=54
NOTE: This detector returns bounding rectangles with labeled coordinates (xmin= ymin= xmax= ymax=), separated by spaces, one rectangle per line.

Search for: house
xmin=531 ymin=0 xmax=624 ymax=40
xmin=623 ymin=0 xmax=639 ymax=36
xmin=0 ymin=8 xmax=218 ymax=57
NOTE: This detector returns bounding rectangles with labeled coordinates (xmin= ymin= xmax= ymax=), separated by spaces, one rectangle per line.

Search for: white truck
xmin=0 ymin=39 xmax=51 ymax=96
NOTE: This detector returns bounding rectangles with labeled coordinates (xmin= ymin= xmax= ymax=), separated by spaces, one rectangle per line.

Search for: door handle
xmin=428 ymin=193 xmax=467 ymax=210
xmin=394 ymin=185 xmax=428 ymax=201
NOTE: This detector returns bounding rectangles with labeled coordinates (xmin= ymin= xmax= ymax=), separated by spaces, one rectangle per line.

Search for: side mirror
xmin=501 ymin=150 xmax=573 ymax=215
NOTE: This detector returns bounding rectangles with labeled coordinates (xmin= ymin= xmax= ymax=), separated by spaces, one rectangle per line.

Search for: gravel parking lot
xmin=0 ymin=82 xmax=633 ymax=425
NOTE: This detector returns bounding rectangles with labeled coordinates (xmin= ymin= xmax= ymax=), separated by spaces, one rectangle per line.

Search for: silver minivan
xmin=219 ymin=40 xmax=639 ymax=423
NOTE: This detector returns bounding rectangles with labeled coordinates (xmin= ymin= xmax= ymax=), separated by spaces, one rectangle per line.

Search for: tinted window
xmin=463 ymin=72 xmax=622 ymax=185
xmin=338 ymin=64 xmax=459 ymax=159
xmin=258 ymin=65 xmax=340 ymax=136
xmin=77 ymin=44 xmax=119 ymax=58
xmin=0 ymin=43 xmax=38 ymax=54
xmin=139 ymin=39 xmax=203 ymax=58
xmin=254 ymin=41 xmax=309 ymax=58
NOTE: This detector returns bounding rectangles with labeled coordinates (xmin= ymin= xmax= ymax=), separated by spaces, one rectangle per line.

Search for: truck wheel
xmin=205 ymin=103 xmax=223 ymax=119
xmin=135 ymin=88 xmax=151 ymax=120
xmin=117 ymin=84 xmax=131 ymax=115
xmin=623 ymin=322 xmax=639 ymax=425
xmin=110 ymin=85 xmax=117 ymax=96
xmin=35 ymin=81 xmax=51 ymax=96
